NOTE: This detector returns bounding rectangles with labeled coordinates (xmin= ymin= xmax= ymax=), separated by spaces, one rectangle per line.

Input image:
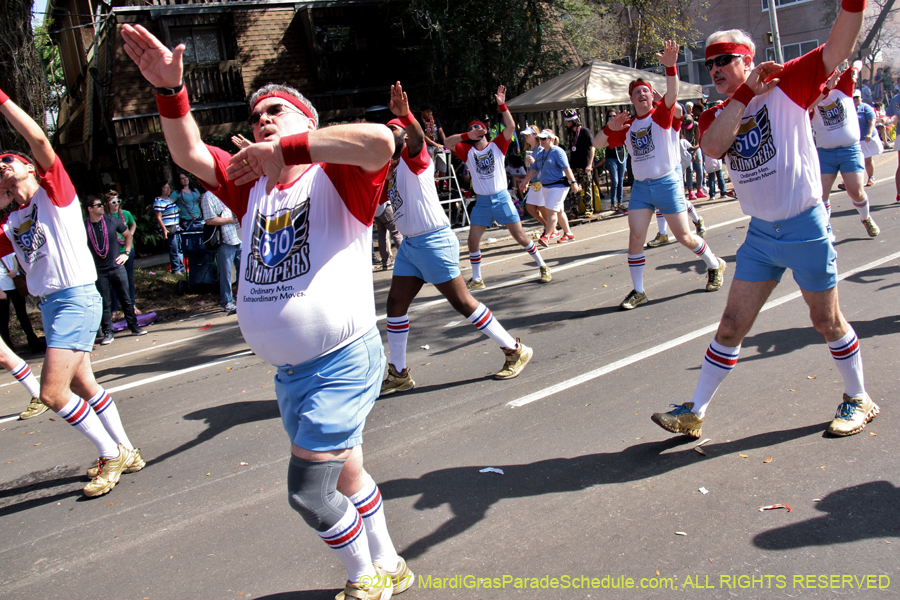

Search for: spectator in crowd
xmin=520 ymin=125 xmax=549 ymax=230
xmin=420 ymin=103 xmax=447 ymax=180
xmin=704 ymin=152 xmax=727 ymax=199
xmin=201 ymin=190 xmax=241 ymax=313
xmin=84 ymin=194 xmax=146 ymax=344
xmin=853 ymin=89 xmax=878 ymax=186
xmin=564 ymin=109 xmax=596 ymax=216
xmin=682 ymin=117 xmax=707 ymax=199
xmin=0 ymin=252 xmax=43 ymax=353
xmin=105 ymin=191 xmax=140 ymax=316
xmin=153 ymin=180 xmax=185 ymax=274
xmin=605 ymin=109 xmax=628 ymax=214
xmin=171 ymin=172 xmax=203 ymax=231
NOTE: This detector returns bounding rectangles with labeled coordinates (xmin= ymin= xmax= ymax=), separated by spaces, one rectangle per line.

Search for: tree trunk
xmin=0 ymin=0 xmax=47 ymax=153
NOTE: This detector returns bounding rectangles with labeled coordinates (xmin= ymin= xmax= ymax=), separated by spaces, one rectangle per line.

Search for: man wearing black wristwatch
xmin=84 ymin=194 xmax=146 ymax=344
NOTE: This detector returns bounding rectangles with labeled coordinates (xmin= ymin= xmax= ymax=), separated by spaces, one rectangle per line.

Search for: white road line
xmin=508 ymin=249 xmax=900 ymax=408
xmin=0 ymin=350 xmax=254 ymax=424
xmin=376 ymin=215 xmax=751 ymax=321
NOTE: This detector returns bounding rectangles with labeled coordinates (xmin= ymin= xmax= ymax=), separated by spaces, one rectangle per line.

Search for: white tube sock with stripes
xmin=828 ymin=328 xmax=865 ymax=398
xmin=655 ymin=210 xmax=668 ymax=236
xmin=690 ymin=340 xmax=741 ymax=418
xmin=385 ymin=315 xmax=410 ymax=371
xmin=467 ymin=303 xmax=516 ymax=349
xmin=524 ymin=241 xmax=546 ymax=267
xmin=57 ymin=395 xmax=118 ymax=458
xmin=87 ymin=388 xmax=134 ymax=450
xmin=627 ymin=254 xmax=645 ymax=293
xmin=691 ymin=240 xmax=719 ymax=269
xmin=348 ymin=473 xmax=400 ymax=572
xmin=11 ymin=362 xmax=40 ymax=397
xmin=469 ymin=251 xmax=482 ymax=281
xmin=317 ymin=499 xmax=376 ymax=583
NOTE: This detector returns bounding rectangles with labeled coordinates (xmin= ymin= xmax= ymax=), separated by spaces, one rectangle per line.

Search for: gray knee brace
xmin=287 ymin=455 xmax=349 ymax=532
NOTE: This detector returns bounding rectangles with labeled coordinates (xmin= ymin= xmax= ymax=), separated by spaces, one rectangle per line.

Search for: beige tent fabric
xmin=506 ymin=60 xmax=705 ymax=112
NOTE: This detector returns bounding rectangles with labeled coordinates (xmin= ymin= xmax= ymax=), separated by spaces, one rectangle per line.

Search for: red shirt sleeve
xmin=200 ymin=145 xmax=252 ymax=220
xmin=651 ymin=102 xmax=675 ymax=129
xmin=401 ymin=143 xmax=430 ymax=175
xmin=0 ymin=217 xmax=13 ymax=257
xmin=37 ymin=156 xmax=76 ymax=207
xmin=453 ymin=142 xmax=471 ymax=162
xmin=698 ymin=104 xmax=729 ymax=159
xmin=835 ymin=65 xmax=859 ymax=97
xmin=605 ymin=120 xmax=631 ymax=148
xmin=777 ymin=45 xmax=827 ymax=109
xmin=323 ymin=162 xmax=391 ymax=226
xmin=490 ymin=134 xmax=511 ymax=154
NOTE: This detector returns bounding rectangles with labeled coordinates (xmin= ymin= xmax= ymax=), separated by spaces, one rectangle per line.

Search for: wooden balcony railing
xmin=183 ymin=60 xmax=245 ymax=104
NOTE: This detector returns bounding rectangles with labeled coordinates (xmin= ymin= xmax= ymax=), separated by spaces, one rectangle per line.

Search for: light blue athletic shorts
xmin=735 ymin=203 xmax=837 ymax=292
xmin=628 ymin=171 xmax=687 ymax=214
xmin=275 ymin=326 xmax=385 ymax=452
xmin=393 ymin=226 xmax=461 ymax=285
xmin=470 ymin=190 xmax=520 ymax=226
xmin=39 ymin=284 xmax=102 ymax=352
xmin=817 ymin=144 xmax=865 ymax=175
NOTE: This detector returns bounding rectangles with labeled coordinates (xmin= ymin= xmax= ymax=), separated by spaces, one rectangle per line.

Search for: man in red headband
xmin=651 ymin=1 xmax=877 ymax=440
xmin=444 ymin=86 xmax=553 ymax=289
xmin=0 ymin=91 xmax=144 ymax=497
xmin=594 ymin=40 xmax=727 ymax=311
xmin=122 ymin=24 xmax=407 ymax=600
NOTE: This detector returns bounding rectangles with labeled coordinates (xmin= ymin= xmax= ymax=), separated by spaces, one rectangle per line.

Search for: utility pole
xmin=767 ymin=0 xmax=784 ymax=63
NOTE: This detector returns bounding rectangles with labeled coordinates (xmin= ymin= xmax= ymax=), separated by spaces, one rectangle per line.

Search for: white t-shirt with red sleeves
xmin=388 ymin=144 xmax=449 ymax=238
xmin=454 ymin=135 xmax=511 ymax=196
xmin=699 ymin=46 xmax=828 ymax=222
xmin=606 ymin=102 xmax=678 ymax=181
xmin=810 ymin=66 xmax=860 ymax=149
xmin=202 ymin=146 xmax=389 ymax=368
xmin=0 ymin=157 xmax=97 ymax=297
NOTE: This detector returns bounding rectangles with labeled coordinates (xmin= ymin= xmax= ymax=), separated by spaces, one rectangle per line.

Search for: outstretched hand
xmin=121 ymin=24 xmax=184 ymax=88
xmin=607 ymin=111 xmax=630 ymax=132
xmin=390 ymin=81 xmax=410 ymax=117
xmin=495 ymin=85 xmax=507 ymax=106
xmin=745 ymin=61 xmax=783 ymax=95
xmin=226 ymin=141 xmax=287 ymax=194
xmin=231 ymin=134 xmax=252 ymax=150
xmin=657 ymin=40 xmax=680 ymax=69
xmin=467 ymin=125 xmax=488 ymax=140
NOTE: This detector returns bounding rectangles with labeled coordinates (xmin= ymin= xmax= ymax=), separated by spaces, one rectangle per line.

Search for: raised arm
xmin=659 ymin=40 xmax=680 ymax=109
xmin=0 ymin=90 xmax=55 ymax=171
xmin=444 ymin=125 xmax=487 ymax=150
xmin=121 ymin=24 xmax=217 ymax=185
xmin=496 ymin=86 xmax=515 ymax=140
xmin=390 ymin=81 xmax=426 ymax=157
xmin=822 ymin=2 xmax=865 ymax=76
xmin=592 ymin=112 xmax=630 ymax=150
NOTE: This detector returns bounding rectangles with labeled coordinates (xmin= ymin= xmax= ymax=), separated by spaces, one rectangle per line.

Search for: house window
xmin=689 ymin=43 xmax=713 ymax=86
xmin=766 ymin=39 xmax=819 ymax=62
xmin=170 ymin=26 xmax=225 ymax=64
xmin=762 ymin=0 xmax=813 ymax=10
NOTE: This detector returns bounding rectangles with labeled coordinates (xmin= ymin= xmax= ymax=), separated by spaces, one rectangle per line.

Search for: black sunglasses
xmin=90 ymin=203 xmax=103 ymax=208
xmin=704 ymin=54 xmax=742 ymax=71
xmin=1 ymin=155 xmax=17 ymax=164
xmin=248 ymin=103 xmax=299 ymax=126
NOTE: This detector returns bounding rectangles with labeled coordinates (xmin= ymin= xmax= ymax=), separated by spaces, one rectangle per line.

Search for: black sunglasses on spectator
xmin=705 ymin=54 xmax=742 ymax=71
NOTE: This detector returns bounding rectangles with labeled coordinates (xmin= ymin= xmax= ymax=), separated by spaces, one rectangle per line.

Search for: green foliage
xmin=135 ymin=210 xmax=164 ymax=252
xmin=618 ymin=0 xmax=707 ymax=67
xmin=34 ymin=21 xmax=65 ymax=136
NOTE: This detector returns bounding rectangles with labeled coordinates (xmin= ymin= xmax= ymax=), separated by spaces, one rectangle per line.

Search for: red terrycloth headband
xmin=705 ymin=43 xmax=753 ymax=60
xmin=386 ymin=118 xmax=404 ymax=128
xmin=628 ymin=79 xmax=653 ymax=96
xmin=468 ymin=120 xmax=487 ymax=131
xmin=251 ymin=91 xmax=315 ymax=122
xmin=0 ymin=153 xmax=32 ymax=166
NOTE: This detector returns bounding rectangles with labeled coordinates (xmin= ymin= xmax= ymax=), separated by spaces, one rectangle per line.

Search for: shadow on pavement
xmin=254 ymin=591 xmax=337 ymax=600
xmin=753 ymin=481 xmax=899 ymax=549
xmin=381 ymin=422 xmax=825 ymax=559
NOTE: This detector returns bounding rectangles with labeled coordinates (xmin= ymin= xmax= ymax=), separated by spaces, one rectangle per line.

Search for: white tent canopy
xmin=506 ymin=60 xmax=704 ymax=112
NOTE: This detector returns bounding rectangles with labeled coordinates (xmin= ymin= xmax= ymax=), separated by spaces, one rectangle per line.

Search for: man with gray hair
xmin=123 ymin=23 xmax=411 ymax=600
xmin=650 ymin=0 xmax=877 ymax=440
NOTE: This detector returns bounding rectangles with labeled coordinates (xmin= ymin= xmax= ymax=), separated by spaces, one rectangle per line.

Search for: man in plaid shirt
xmin=201 ymin=190 xmax=241 ymax=312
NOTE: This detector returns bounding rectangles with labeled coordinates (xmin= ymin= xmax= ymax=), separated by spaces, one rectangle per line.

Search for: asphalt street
xmin=1 ymin=153 xmax=898 ymax=600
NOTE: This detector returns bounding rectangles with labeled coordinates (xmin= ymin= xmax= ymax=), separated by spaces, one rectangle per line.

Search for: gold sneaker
xmin=651 ymin=402 xmax=704 ymax=438
xmin=706 ymin=258 xmax=727 ymax=292
xmin=380 ymin=364 xmax=415 ymax=397
xmin=695 ymin=217 xmax=707 ymax=238
xmin=862 ymin=217 xmax=880 ymax=238
xmin=619 ymin=289 xmax=648 ymax=310
xmin=827 ymin=393 xmax=880 ymax=436
xmin=87 ymin=447 xmax=146 ymax=479
xmin=19 ymin=397 xmax=48 ymax=420
xmin=466 ymin=278 xmax=485 ymax=291
xmin=335 ymin=565 xmax=393 ymax=600
xmin=83 ymin=444 xmax=136 ymax=497
xmin=374 ymin=557 xmax=414 ymax=595
xmin=495 ymin=339 xmax=533 ymax=380
xmin=539 ymin=265 xmax=552 ymax=283
xmin=646 ymin=233 xmax=671 ymax=248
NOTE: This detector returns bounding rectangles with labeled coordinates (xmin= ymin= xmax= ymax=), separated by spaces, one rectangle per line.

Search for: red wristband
xmin=156 ymin=87 xmax=190 ymax=119
xmin=498 ymin=103 xmax=508 ymax=112
xmin=665 ymin=66 xmax=677 ymax=77
xmin=732 ymin=84 xmax=756 ymax=107
xmin=0 ymin=88 xmax=8 ymax=105
xmin=281 ymin=132 xmax=313 ymax=166
xmin=397 ymin=112 xmax=416 ymax=128
xmin=461 ymin=131 xmax=471 ymax=142
xmin=841 ymin=0 xmax=865 ymax=11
